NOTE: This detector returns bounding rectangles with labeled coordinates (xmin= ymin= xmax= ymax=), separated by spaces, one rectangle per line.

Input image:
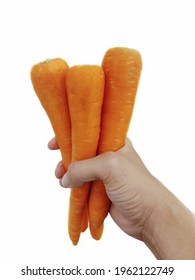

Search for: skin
xmin=48 ymin=137 xmax=195 ymax=260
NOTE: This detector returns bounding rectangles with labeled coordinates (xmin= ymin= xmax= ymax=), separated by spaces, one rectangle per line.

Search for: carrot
xmin=66 ymin=65 xmax=104 ymax=245
xmin=30 ymin=58 xmax=71 ymax=170
xmin=88 ymin=47 xmax=142 ymax=240
xmin=81 ymin=204 xmax=88 ymax=233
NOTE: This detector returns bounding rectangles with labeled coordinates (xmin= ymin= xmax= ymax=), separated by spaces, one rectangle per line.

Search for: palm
xmin=109 ymin=203 xmax=143 ymax=240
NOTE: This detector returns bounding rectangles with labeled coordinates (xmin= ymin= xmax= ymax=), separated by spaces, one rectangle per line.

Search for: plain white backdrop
xmin=0 ymin=0 xmax=195 ymax=269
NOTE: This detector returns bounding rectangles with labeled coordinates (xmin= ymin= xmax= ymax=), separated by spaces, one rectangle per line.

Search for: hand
xmin=48 ymin=137 xmax=195 ymax=259
xmin=48 ymin=137 xmax=65 ymax=179
xmin=48 ymin=137 xmax=163 ymax=240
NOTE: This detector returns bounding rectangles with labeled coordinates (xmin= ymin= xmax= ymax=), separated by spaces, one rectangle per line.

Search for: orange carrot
xmin=30 ymin=58 xmax=71 ymax=170
xmin=66 ymin=65 xmax=104 ymax=245
xmin=88 ymin=47 xmax=142 ymax=240
xmin=81 ymin=204 xmax=88 ymax=233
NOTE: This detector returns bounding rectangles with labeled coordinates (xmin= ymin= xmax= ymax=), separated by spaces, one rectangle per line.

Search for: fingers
xmin=48 ymin=137 xmax=65 ymax=179
xmin=59 ymin=139 xmax=134 ymax=189
xmin=55 ymin=161 xmax=66 ymax=179
xmin=47 ymin=137 xmax=59 ymax=150
xmin=60 ymin=153 xmax=111 ymax=188
xmin=60 ymin=160 xmax=98 ymax=188
xmin=53 ymin=137 xmax=134 ymax=190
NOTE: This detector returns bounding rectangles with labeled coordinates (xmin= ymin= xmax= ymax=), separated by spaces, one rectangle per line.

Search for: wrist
xmin=142 ymin=181 xmax=195 ymax=259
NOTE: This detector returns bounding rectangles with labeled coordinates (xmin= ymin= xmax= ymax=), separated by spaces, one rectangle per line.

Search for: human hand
xmin=48 ymin=137 xmax=161 ymax=241
xmin=48 ymin=137 xmax=195 ymax=259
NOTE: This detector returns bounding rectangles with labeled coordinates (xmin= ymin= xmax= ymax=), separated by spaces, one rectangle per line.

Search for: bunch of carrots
xmin=30 ymin=47 xmax=142 ymax=245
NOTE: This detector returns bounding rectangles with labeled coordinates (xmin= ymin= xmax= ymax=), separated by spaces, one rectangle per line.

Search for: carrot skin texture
xmin=89 ymin=47 xmax=142 ymax=240
xmin=30 ymin=58 xmax=71 ymax=170
xmin=81 ymin=204 xmax=89 ymax=232
xmin=66 ymin=65 xmax=105 ymax=245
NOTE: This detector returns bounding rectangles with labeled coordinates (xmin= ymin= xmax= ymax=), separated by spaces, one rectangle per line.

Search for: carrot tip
xmin=81 ymin=225 xmax=88 ymax=233
xmin=70 ymin=235 xmax=80 ymax=245
xmin=89 ymin=224 xmax=104 ymax=241
xmin=72 ymin=240 xmax=79 ymax=246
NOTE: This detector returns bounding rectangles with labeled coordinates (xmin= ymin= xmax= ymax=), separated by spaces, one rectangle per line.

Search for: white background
xmin=0 ymin=0 xmax=195 ymax=273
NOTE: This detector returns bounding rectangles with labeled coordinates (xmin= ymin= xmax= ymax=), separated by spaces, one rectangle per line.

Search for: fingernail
xmin=61 ymin=173 xmax=69 ymax=188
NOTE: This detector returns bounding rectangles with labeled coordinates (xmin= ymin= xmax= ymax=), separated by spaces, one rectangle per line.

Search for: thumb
xmin=60 ymin=153 xmax=112 ymax=188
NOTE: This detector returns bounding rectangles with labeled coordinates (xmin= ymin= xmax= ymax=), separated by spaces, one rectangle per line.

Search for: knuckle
xmin=103 ymin=151 xmax=121 ymax=171
xmin=99 ymin=152 xmax=123 ymax=185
